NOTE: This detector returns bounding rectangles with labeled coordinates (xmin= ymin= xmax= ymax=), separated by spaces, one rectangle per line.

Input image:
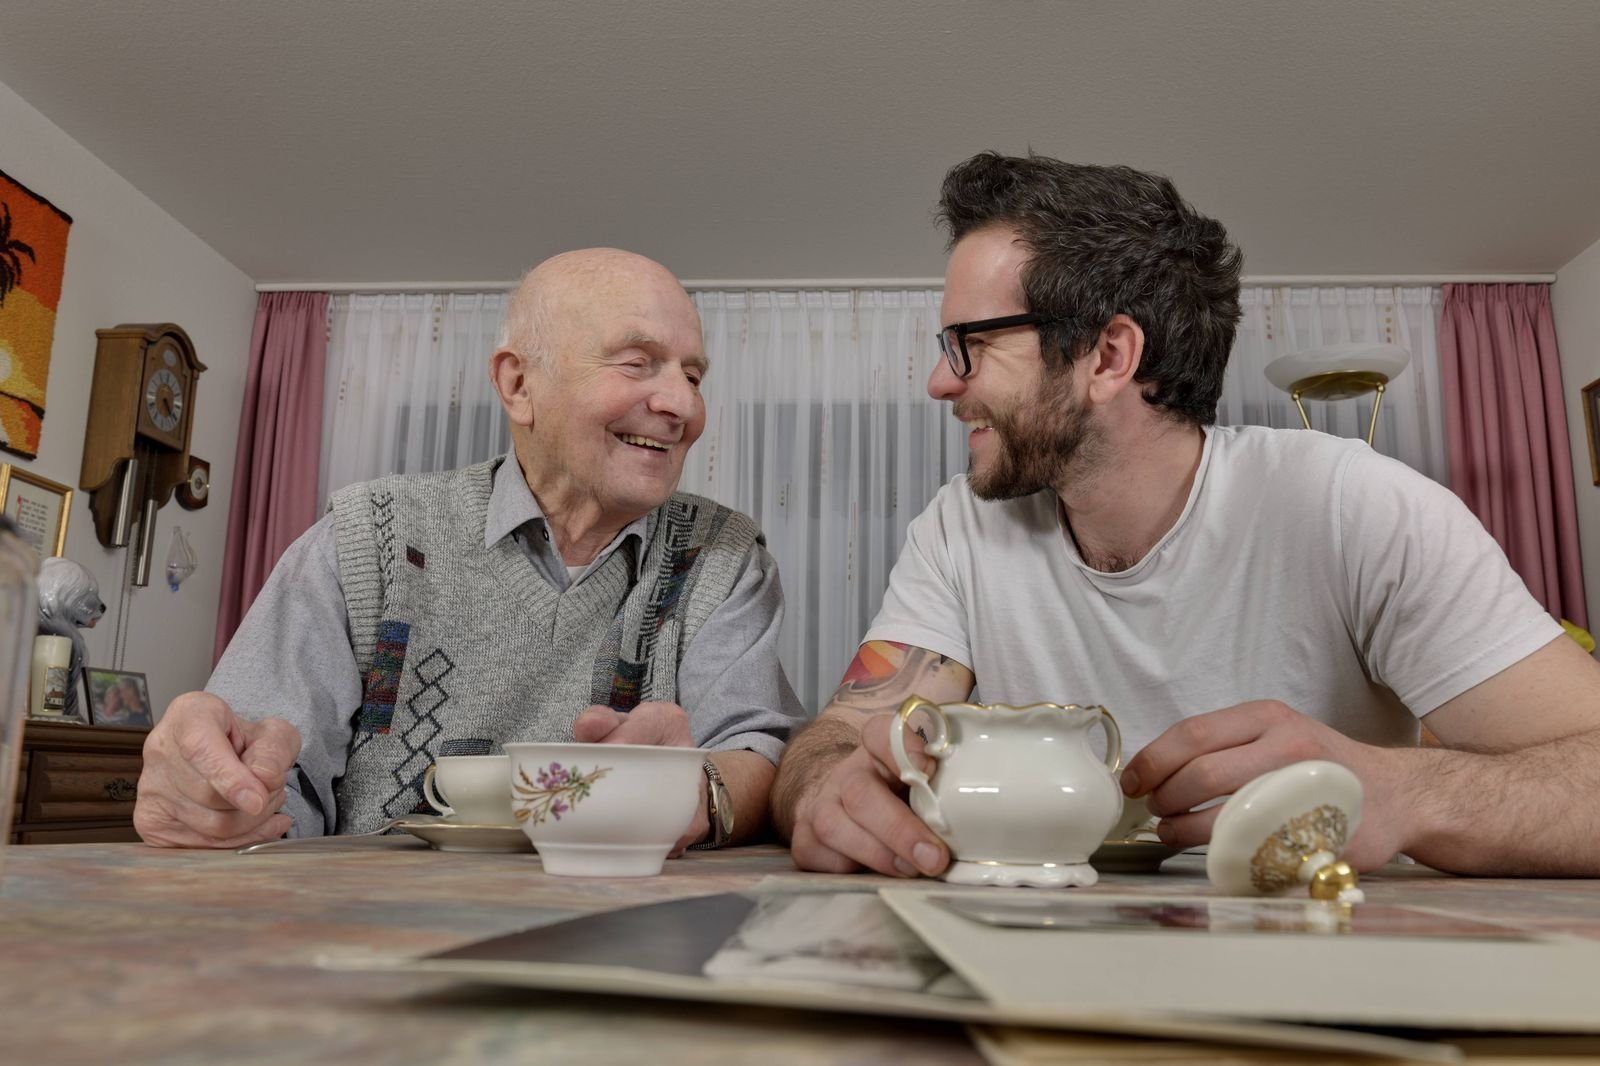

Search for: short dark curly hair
xmin=937 ymin=152 xmax=1243 ymax=425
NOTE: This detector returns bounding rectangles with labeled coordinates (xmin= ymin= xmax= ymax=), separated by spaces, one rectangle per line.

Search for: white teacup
xmin=505 ymin=742 xmax=703 ymax=877
xmin=421 ymin=754 xmax=516 ymax=827
xmin=891 ymin=695 xmax=1124 ymax=888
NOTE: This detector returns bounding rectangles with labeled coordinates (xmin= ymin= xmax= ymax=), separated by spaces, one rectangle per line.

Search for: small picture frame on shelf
xmin=83 ymin=668 xmax=155 ymax=729
xmin=1583 ymin=377 xmax=1600 ymax=487
xmin=0 ymin=463 xmax=71 ymax=556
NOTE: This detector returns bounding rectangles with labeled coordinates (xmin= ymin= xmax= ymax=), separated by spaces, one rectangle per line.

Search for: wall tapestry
xmin=0 ymin=168 xmax=73 ymax=460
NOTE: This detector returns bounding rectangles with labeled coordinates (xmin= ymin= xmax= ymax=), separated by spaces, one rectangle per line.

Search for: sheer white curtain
xmin=1224 ymin=286 xmax=1448 ymax=484
xmin=319 ymin=293 xmax=511 ymax=507
xmin=688 ymin=290 xmax=961 ymax=709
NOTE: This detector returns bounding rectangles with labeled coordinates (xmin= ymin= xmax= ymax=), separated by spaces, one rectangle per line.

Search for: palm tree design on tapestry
xmin=0 ymin=200 xmax=37 ymax=309
xmin=512 ymin=762 xmax=611 ymax=826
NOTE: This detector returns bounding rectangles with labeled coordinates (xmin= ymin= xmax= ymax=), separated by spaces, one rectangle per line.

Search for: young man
xmin=138 ymin=249 xmax=804 ymax=849
xmin=774 ymin=153 xmax=1600 ymax=879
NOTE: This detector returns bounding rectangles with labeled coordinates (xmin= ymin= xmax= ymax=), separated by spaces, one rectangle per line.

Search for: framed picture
xmin=0 ymin=167 xmax=74 ymax=460
xmin=0 ymin=462 xmax=71 ymax=555
xmin=1583 ymin=377 xmax=1600 ymax=487
xmin=83 ymin=668 xmax=155 ymax=729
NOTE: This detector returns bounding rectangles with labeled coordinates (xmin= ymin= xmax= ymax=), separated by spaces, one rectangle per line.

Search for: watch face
xmin=714 ymin=781 xmax=735 ymax=835
xmin=187 ymin=465 xmax=209 ymax=500
xmin=145 ymin=367 xmax=185 ymax=433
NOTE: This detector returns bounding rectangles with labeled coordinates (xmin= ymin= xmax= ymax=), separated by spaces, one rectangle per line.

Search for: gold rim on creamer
xmin=897 ymin=697 xmax=1122 ymax=774
xmin=912 ymin=699 xmax=1109 ymax=715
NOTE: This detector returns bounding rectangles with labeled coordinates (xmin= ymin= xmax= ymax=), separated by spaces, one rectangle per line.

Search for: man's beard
xmin=964 ymin=372 xmax=1094 ymax=501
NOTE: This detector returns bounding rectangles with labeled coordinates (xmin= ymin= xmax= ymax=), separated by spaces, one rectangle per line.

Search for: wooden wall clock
xmin=78 ymin=323 xmax=208 ymax=585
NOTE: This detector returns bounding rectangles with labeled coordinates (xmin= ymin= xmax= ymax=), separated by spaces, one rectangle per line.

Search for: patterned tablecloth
xmin=3 ymin=843 xmax=1599 ymax=1065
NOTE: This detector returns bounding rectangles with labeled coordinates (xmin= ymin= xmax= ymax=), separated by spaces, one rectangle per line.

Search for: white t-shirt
xmin=865 ymin=425 xmax=1561 ymax=755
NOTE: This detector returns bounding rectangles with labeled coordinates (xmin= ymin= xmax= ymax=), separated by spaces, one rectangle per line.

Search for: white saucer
xmin=1089 ymin=839 xmax=1184 ymax=874
xmin=394 ymin=815 xmax=534 ymax=854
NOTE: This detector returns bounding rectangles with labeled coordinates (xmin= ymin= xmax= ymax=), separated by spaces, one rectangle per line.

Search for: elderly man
xmin=138 ymin=248 xmax=804 ymax=849
xmin=773 ymin=152 xmax=1600 ymax=879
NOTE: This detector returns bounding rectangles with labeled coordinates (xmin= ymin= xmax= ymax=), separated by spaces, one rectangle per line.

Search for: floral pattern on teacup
xmin=513 ymin=762 xmax=611 ymax=826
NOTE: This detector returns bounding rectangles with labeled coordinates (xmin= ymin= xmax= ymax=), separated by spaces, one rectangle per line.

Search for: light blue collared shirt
xmin=481 ymin=449 xmax=652 ymax=591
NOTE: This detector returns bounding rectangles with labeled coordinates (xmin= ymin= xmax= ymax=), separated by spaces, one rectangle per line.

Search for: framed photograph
xmin=0 ymin=462 xmax=71 ymax=556
xmin=83 ymin=668 xmax=155 ymax=729
xmin=1583 ymin=377 xmax=1600 ymax=487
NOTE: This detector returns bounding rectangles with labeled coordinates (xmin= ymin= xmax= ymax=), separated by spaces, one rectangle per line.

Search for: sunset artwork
xmin=0 ymin=169 xmax=72 ymax=460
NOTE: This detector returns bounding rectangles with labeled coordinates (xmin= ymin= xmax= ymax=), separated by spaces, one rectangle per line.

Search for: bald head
xmin=497 ymin=248 xmax=695 ymax=368
xmin=488 ymin=247 xmax=710 ymax=532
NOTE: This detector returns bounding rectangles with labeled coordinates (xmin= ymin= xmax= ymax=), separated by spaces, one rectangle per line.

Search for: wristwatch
xmin=691 ymin=758 xmax=734 ymax=850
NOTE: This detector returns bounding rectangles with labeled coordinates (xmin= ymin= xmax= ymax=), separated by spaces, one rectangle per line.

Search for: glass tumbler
xmin=0 ymin=516 xmax=40 ymax=871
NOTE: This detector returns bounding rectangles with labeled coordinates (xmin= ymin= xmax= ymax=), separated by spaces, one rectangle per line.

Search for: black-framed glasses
xmin=936 ymin=312 xmax=1060 ymax=378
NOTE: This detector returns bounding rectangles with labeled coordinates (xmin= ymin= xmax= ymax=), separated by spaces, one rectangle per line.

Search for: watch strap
xmin=689 ymin=757 xmax=731 ymax=850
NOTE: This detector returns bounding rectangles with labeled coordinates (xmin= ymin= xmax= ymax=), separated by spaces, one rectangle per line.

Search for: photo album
xmin=321 ymin=879 xmax=1600 ymax=1061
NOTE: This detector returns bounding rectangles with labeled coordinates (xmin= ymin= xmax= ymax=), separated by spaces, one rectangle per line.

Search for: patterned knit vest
xmin=328 ymin=459 xmax=758 ymax=834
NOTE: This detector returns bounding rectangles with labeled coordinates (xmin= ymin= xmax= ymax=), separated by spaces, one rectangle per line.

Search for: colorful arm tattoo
xmin=828 ymin=640 xmax=973 ymax=712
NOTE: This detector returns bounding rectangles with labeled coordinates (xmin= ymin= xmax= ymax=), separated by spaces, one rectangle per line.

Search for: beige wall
xmin=2 ymin=77 xmax=257 ymax=718
xmin=1554 ymin=234 xmax=1600 ymax=634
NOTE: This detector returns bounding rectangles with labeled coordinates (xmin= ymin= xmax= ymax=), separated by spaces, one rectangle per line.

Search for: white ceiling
xmin=3 ymin=0 xmax=1598 ymax=285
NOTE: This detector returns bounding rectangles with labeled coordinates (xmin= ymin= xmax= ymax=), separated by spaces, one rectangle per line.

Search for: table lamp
xmin=1263 ymin=343 xmax=1411 ymax=445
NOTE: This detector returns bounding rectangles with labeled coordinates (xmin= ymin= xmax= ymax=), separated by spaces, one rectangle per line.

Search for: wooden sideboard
xmin=11 ymin=720 xmax=146 ymax=844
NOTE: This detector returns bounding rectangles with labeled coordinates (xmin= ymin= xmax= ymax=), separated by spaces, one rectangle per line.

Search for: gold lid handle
xmin=1308 ymin=858 xmax=1364 ymax=905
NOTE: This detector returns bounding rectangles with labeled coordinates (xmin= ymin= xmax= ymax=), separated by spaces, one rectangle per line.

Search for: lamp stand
xmin=1287 ymin=371 xmax=1392 ymax=446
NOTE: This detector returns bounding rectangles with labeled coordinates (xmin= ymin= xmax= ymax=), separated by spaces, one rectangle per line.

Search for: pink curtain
xmin=1439 ymin=283 xmax=1587 ymax=630
xmin=213 ymin=292 xmax=329 ymax=662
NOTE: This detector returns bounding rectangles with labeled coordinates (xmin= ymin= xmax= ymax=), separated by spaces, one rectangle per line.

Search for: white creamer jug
xmin=892 ymin=695 xmax=1123 ymax=887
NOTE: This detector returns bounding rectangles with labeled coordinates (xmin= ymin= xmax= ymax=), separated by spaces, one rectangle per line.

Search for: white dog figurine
xmin=37 ymin=557 xmax=105 ymax=720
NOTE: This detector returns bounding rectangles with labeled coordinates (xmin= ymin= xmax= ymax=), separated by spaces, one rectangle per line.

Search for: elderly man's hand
xmin=1120 ymin=699 xmax=1412 ymax=871
xmin=573 ymin=702 xmax=704 ymax=852
xmin=572 ymin=702 xmax=695 ymax=746
xmin=787 ymin=712 xmax=950 ymax=878
xmin=134 ymin=692 xmax=301 ymax=849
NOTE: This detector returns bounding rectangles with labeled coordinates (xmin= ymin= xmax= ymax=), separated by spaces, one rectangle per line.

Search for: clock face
xmin=145 ymin=367 xmax=185 ymax=434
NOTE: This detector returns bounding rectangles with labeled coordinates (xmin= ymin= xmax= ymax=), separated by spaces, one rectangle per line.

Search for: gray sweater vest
xmin=328 ymin=460 xmax=758 ymax=833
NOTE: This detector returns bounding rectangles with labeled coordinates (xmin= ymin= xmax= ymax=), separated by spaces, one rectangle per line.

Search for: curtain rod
xmin=256 ymin=272 xmax=1557 ymax=294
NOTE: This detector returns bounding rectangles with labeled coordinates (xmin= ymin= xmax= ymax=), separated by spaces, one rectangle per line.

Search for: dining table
xmin=3 ymin=841 xmax=1600 ymax=1066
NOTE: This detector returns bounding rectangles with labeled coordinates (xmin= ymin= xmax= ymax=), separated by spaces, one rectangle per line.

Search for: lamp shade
xmin=1264 ymin=343 xmax=1411 ymax=399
